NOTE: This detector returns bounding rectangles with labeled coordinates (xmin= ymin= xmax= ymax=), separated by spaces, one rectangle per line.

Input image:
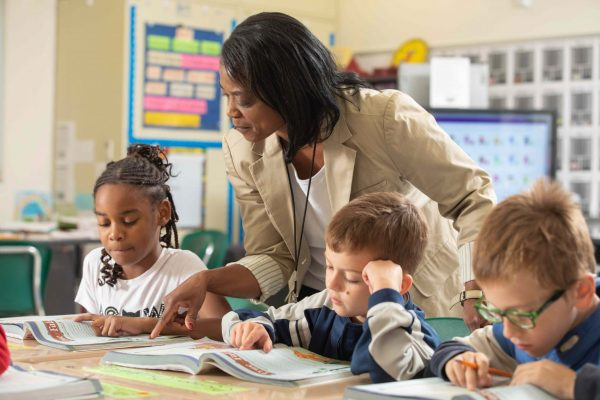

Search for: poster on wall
xmin=127 ymin=1 xmax=232 ymax=148
xmin=143 ymin=24 xmax=222 ymax=133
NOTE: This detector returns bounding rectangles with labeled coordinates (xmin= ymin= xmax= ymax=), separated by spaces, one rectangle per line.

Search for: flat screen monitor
xmin=429 ymin=109 xmax=556 ymax=201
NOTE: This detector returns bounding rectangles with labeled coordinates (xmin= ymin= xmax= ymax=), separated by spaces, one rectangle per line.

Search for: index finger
xmin=151 ymin=305 xmax=177 ymax=339
xmin=73 ymin=313 xmax=96 ymax=322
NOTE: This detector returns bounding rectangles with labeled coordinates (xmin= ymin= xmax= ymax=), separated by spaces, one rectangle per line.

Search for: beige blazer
xmin=222 ymin=89 xmax=495 ymax=317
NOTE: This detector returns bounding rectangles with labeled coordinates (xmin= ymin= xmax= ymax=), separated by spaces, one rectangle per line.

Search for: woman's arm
xmin=198 ymin=292 xmax=231 ymax=318
xmin=151 ymin=265 xmax=261 ymax=338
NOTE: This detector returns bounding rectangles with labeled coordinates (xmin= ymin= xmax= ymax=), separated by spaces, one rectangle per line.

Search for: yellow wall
xmin=337 ymin=0 xmax=600 ymax=53
xmin=55 ymin=0 xmax=126 ymax=203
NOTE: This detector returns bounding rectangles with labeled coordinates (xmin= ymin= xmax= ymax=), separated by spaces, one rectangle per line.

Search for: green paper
xmin=101 ymin=382 xmax=157 ymax=398
xmin=172 ymin=39 xmax=200 ymax=53
xmin=147 ymin=35 xmax=170 ymax=51
xmin=199 ymin=40 xmax=221 ymax=55
xmin=85 ymin=365 xmax=249 ymax=395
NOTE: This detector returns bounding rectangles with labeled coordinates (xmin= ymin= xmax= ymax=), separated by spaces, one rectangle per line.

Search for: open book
xmin=3 ymin=317 xmax=190 ymax=351
xmin=0 ymin=315 xmax=76 ymax=340
xmin=102 ymin=337 xmax=353 ymax=387
xmin=0 ymin=365 xmax=102 ymax=400
xmin=343 ymin=377 xmax=557 ymax=400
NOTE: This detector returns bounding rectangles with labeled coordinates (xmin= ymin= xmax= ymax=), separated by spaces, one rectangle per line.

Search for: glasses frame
xmin=475 ymin=289 xmax=565 ymax=329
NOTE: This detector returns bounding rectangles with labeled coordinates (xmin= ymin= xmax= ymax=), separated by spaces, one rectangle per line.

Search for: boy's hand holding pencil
xmin=445 ymin=352 xmax=503 ymax=390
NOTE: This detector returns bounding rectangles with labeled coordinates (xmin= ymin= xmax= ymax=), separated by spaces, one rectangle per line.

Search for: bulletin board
xmin=126 ymin=0 xmax=233 ymax=148
xmin=125 ymin=0 xmax=240 ymax=236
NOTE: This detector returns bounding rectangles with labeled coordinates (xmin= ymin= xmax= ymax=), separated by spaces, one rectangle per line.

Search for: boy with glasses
xmin=429 ymin=180 xmax=600 ymax=399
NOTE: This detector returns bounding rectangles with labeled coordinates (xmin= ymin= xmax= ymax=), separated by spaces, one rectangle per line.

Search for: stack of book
xmin=0 ymin=365 xmax=102 ymax=400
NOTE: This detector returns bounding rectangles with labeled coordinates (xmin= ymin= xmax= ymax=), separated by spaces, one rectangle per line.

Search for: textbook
xmin=0 ymin=315 xmax=75 ymax=340
xmin=10 ymin=318 xmax=190 ymax=351
xmin=0 ymin=364 xmax=102 ymax=400
xmin=102 ymin=337 xmax=353 ymax=387
xmin=343 ymin=377 xmax=557 ymax=400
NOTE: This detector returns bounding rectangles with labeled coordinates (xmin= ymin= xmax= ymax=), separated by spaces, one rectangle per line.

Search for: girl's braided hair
xmin=94 ymin=144 xmax=179 ymax=287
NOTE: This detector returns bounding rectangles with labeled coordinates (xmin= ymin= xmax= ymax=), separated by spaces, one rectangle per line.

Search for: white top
xmin=288 ymin=164 xmax=332 ymax=291
xmin=75 ymin=247 xmax=206 ymax=317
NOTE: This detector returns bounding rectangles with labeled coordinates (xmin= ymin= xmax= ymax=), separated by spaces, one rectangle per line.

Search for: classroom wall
xmin=337 ymin=0 xmax=600 ymax=53
xmin=49 ymin=0 xmax=339 ymax=237
xmin=0 ymin=0 xmax=56 ymax=222
xmin=54 ymin=0 xmax=126 ymax=208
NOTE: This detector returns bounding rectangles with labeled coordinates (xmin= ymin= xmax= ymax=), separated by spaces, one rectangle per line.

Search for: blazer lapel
xmin=324 ymin=115 xmax=356 ymax=214
xmin=248 ymin=136 xmax=295 ymax=256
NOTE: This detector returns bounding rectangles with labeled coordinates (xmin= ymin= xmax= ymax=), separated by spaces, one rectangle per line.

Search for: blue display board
xmin=431 ymin=109 xmax=556 ymax=201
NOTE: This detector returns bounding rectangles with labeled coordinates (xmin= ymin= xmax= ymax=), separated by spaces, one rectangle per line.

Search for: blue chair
xmin=425 ymin=317 xmax=470 ymax=342
xmin=181 ymin=230 xmax=267 ymax=312
xmin=0 ymin=241 xmax=52 ymax=316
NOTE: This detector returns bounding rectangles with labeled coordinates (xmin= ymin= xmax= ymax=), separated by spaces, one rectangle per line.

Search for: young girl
xmin=75 ymin=144 xmax=230 ymax=336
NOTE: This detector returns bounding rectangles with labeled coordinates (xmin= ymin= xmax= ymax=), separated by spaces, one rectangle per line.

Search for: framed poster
xmin=126 ymin=1 xmax=233 ymax=147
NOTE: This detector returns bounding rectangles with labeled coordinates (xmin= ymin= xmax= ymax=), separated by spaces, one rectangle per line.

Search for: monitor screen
xmin=429 ymin=109 xmax=556 ymax=201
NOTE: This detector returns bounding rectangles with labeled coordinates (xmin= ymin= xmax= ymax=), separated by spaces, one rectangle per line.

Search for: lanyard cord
xmin=284 ymin=141 xmax=318 ymax=302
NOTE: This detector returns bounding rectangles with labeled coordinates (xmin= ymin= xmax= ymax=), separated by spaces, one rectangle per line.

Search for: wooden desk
xmin=17 ymin=354 xmax=369 ymax=399
xmin=8 ymin=339 xmax=106 ymax=364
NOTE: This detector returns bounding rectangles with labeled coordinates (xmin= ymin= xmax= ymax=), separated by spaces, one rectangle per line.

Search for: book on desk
xmin=343 ymin=377 xmax=557 ymax=400
xmin=1 ymin=316 xmax=190 ymax=351
xmin=102 ymin=337 xmax=354 ymax=387
xmin=0 ymin=364 xmax=102 ymax=400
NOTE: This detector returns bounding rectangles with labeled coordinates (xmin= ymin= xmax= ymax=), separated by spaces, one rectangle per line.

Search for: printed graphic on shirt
xmin=102 ymin=304 xmax=165 ymax=318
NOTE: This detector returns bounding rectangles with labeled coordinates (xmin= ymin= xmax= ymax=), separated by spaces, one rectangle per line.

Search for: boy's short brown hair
xmin=474 ymin=179 xmax=596 ymax=289
xmin=325 ymin=192 xmax=428 ymax=274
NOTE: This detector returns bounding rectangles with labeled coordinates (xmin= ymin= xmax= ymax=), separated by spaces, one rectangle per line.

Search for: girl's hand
xmin=74 ymin=313 xmax=149 ymax=337
xmin=445 ymin=351 xmax=493 ymax=391
xmin=229 ymin=322 xmax=272 ymax=352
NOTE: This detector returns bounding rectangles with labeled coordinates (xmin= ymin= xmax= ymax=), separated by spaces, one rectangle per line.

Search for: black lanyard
xmin=284 ymin=142 xmax=317 ymax=302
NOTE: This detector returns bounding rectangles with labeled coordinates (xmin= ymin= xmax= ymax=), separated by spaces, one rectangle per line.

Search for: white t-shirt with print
xmin=75 ymin=247 xmax=205 ymax=317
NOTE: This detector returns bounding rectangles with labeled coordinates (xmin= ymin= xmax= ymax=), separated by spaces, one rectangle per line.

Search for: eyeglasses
xmin=475 ymin=290 xmax=565 ymax=329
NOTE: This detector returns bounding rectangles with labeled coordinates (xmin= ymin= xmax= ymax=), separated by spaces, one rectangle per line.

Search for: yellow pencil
xmin=456 ymin=359 xmax=513 ymax=378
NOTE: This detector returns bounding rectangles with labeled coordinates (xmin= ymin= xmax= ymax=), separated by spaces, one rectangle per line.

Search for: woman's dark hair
xmin=93 ymin=144 xmax=179 ymax=287
xmin=221 ymin=12 xmax=368 ymax=162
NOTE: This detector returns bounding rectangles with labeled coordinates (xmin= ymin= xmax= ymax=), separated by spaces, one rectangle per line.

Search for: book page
xmin=346 ymin=377 xmax=557 ymax=400
xmin=211 ymin=347 xmax=351 ymax=382
xmin=0 ymin=315 xmax=76 ymax=340
xmin=0 ymin=366 xmax=79 ymax=394
xmin=0 ymin=314 xmax=76 ymax=324
xmin=27 ymin=319 xmax=187 ymax=348
xmin=116 ymin=337 xmax=232 ymax=356
xmin=105 ymin=338 xmax=351 ymax=384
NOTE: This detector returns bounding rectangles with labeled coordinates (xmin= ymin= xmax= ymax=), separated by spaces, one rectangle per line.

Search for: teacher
xmin=152 ymin=12 xmax=495 ymax=337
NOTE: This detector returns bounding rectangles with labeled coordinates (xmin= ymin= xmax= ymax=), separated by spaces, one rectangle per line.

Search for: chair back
xmin=425 ymin=317 xmax=470 ymax=342
xmin=0 ymin=241 xmax=52 ymax=316
xmin=181 ymin=229 xmax=229 ymax=269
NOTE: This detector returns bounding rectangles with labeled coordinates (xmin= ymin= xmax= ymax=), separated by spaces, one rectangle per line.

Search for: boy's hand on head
xmin=229 ymin=322 xmax=272 ymax=352
xmin=511 ymin=360 xmax=575 ymax=399
xmin=362 ymin=260 xmax=404 ymax=293
xmin=445 ymin=352 xmax=493 ymax=391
